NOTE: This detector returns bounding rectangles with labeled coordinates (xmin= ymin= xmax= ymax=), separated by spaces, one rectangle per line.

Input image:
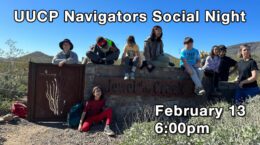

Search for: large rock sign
xmin=84 ymin=64 xmax=195 ymax=98
xmin=84 ymin=64 xmax=204 ymax=120
xmin=28 ymin=63 xmax=202 ymax=122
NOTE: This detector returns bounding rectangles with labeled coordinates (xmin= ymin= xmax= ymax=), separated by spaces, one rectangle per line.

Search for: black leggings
xmin=204 ymin=70 xmax=219 ymax=89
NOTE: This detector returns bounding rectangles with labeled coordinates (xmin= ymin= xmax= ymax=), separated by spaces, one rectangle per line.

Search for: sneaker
xmin=195 ymin=88 xmax=206 ymax=96
xmin=130 ymin=72 xmax=135 ymax=80
xmin=199 ymin=89 xmax=206 ymax=96
xmin=124 ymin=73 xmax=129 ymax=80
xmin=104 ymin=125 xmax=115 ymax=136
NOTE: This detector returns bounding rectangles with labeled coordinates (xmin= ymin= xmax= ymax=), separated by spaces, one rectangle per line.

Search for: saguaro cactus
xmin=46 ymin=78 xmax=60 ymax=115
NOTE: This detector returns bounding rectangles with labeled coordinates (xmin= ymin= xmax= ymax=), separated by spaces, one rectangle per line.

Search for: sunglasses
xmin=97 ymin=40 xmax=107 ymax=48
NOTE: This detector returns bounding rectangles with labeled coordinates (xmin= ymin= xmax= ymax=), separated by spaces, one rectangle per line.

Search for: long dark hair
xmin=150 ymin=25 xmax=163 ymax=42
xmin=127 ymin=35 xmax=136 ymax=45
xmin=89 ymin=86 xmax=104 ymax=101
xmin=210 ymin=45 xmax=219 ymax=58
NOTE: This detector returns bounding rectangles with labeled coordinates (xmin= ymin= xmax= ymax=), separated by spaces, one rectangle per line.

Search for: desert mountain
xmin=17 ymin=51 xmax=53 ymax=63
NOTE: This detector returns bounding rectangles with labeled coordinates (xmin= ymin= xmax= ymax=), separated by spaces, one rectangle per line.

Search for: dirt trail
xmin=1 ymin=123 xmax=47 ymax=145
xmin=0 ymin=119 xmax=120 ymax=145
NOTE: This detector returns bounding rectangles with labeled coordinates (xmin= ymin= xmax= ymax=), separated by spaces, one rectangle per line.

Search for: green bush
xmin=121 ymin=96 xmax=260 ymax=145
xmin=0 ymin=98 xmax=12 ymax=115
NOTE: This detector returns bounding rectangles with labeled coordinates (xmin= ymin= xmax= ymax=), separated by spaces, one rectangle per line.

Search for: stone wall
xmin=84 ymin=64 xmax=209 ymax=119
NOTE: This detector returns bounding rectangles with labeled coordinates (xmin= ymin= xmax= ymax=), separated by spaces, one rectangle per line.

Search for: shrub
xmin=121 ymin=96 xmax=260 ymax=145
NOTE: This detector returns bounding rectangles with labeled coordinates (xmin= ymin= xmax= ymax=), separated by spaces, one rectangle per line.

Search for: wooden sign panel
xmin=27 ymin=63 xmax=85 ymax=122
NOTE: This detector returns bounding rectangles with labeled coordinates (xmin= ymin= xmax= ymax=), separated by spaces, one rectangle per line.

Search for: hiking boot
xmin=195 ymin=88 xmax=206 ymax=96
xmin=104 ymin=125 xmax=115 ymax=136
xmin=130 ymin=72 xmax=135 ymax=80
xmin=124 ymin=73 xmax=129 ymax=80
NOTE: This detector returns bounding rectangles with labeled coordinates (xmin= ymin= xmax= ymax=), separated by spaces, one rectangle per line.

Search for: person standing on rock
xmin=52 ymin=39 xmax=79 ymax=67
xmin=86 ymin=37 xmax=120 ymax=65
xmin=234 ymin=44 xmax=260 ymax=105
xmin=78 ymin=86 xmax=115 ymax=136
xmin=121 ymin=35 xmax=141 ymax=80
xmin=180 ymin=37 xmax=206 ymax=96
xmin=141 ymin=25 xmax=170 ymax=72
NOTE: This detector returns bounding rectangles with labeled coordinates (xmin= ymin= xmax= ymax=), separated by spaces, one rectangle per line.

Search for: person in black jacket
xmin=87 ymin=37 xmax=120 ymax=65
xmin=218 ymin=45 xmax=237 ymax=81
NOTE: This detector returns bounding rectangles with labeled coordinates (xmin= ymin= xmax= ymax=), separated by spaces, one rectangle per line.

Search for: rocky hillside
xmin=17 ymin=51 xmax=53 ymax=63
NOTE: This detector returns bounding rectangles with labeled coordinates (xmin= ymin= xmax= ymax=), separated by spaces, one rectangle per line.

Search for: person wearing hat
xmin=180 ymin=37 xmax=206 ymax=96
xmin=52 ymin=39 xmax=79 ymax=67
xmin=86 ymin=37 xmax=120 ymax=65
xmin=218 ymin=45 xmax=237 ymax=81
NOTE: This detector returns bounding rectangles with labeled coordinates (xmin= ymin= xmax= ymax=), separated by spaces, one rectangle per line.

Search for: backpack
xmin=67 ymin=103 xmax=84 ymax=128
xmin=11 ymin=102 xmax=27 ymax=118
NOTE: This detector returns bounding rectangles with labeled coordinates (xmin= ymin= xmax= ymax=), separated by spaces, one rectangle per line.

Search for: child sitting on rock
xmin=78 ymin=86 xmax=115 ymax=136
xmin=180 ymin=37 xmax=206 ymax=96
xmin=121 ymin=36 xmax=141 ymax=80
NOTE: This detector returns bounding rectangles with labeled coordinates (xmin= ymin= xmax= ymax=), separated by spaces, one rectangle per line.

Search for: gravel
xmin=0 ymin=119 xmax=122 ymax=145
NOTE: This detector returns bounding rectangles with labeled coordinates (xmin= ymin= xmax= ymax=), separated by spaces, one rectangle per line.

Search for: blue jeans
xmin=182 ymin=65 xmax=204 ymax=89
xmin=235 ymin=86 xmax=260 ymax=105
xmin=124 ymin=56 xmax=139 ymax=73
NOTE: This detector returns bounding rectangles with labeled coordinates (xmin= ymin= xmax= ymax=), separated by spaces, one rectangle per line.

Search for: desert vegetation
xmin=120 ymin=96 xmax=260 ymax=145
xmin=0 ymin=40 xmax=28 ymax=114
xmin=1 ymin=40 xmax=260 ymax=144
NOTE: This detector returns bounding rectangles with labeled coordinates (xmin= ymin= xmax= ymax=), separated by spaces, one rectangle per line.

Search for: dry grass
xmin=121 ymin=96 xmax=260 ymax=145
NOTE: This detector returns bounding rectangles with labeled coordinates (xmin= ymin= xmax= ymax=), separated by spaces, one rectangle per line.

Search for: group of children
xmin=52 ymin=25 xmax=260 ymax=134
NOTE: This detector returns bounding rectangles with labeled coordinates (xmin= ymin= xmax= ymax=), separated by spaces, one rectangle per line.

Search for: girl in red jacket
xmin=78 ymin=86 xmax=115 ymax=136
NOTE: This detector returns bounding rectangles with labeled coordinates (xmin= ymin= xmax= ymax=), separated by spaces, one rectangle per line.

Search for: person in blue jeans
xmin=235 ymin=44 xmax=260 ymax=105
xmin=180 ymin=37 xmax=205 ymax=96
xmin=121 ymin=36 xmax=141 ymax=80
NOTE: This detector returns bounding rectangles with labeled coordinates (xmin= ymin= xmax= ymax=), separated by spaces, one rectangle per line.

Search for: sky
xmin=0 ymin=0 xmax=260 ymax=60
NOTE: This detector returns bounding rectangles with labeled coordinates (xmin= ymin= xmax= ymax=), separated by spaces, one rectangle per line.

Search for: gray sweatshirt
xmin=144 ymin=38 xmax=164 ymax=61
xmin=52 ymin=50 xmax=79 ymax=64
